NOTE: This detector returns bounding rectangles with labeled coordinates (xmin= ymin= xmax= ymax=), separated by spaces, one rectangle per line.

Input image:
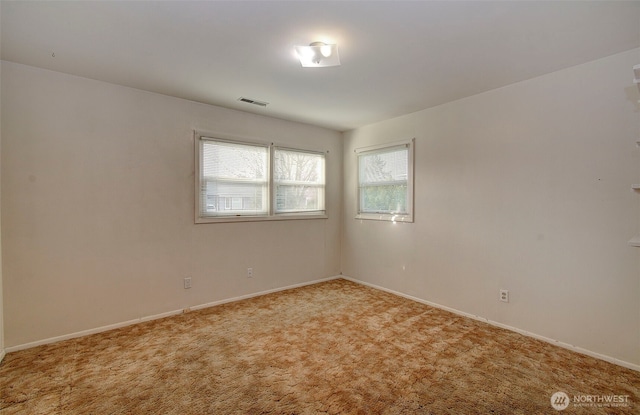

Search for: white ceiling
xmin=2 ymin=1 xmax=639 ymax=132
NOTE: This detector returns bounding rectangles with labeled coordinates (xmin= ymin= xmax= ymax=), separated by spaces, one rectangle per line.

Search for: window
xmin=198 ymin=139 xmax=268 ymax=217
xmin=356 ymin=139 xmax=414 ymax=222
xmin=274 ymin=148 xmax=325 ymax=214
xmin=196 ymin=133 xmax=327 ymax=223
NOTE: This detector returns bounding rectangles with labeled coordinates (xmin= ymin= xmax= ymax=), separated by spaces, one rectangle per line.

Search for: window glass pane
xmin=200 ymin=140 xmax=268 ymax=216
xmin=274 ymin=148 xmax=325 ymax=213
xmin=360 ymin=184 xmax=407 ymax=213
xmin=275 ymin=185 xmax=323 ymax=212
xmin=358 ymin=146 xmax=409 ymax=214
xmin=202 ymin=140 xmax=267 ymax=180
xmin=359 ymin=147 xmax=407 ymax=185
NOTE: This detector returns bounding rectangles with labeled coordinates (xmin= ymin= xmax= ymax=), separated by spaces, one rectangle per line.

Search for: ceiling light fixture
xmin=295 ymin=42 xmax=340 ymax=68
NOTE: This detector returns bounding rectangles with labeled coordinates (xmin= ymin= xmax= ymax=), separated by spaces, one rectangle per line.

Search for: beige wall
xmin=342 ymin=49 xmax=640 ymax=366
xmin=1 ymin=61 xmax=342 ymax=348
xmin=0 ymin=22 xmax=4 ymax=360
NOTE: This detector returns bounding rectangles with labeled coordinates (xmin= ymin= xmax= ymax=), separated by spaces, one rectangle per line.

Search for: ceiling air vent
xmin=238 ymin=97 xmax=269 ymax=107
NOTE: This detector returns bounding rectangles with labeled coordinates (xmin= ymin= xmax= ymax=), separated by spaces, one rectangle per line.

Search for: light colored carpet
xmin=1 ymin=279 xmax=638 ymax=414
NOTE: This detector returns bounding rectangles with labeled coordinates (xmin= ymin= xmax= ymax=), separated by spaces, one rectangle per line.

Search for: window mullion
xmin=268 ymin=143 xmax=274 ymax=216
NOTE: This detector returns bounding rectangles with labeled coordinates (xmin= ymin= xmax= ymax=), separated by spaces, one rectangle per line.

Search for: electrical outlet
xmin=247 ymin=268 xmax=253 ymax=278
xmin=184 ymin=277 xmax=192 ymax=289
xmin=500 ymin=289 xmax=509 ymax=303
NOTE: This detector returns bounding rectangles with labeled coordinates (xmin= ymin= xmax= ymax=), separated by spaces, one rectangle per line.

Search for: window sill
xmin=355 ymin=213 xmax=413 ymax=223
xmin=196 ymin=213 xmax=328 ymax=224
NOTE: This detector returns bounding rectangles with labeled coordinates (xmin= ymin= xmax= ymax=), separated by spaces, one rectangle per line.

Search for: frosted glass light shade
xmin=295 ymin=43 xmax=340 ymax=67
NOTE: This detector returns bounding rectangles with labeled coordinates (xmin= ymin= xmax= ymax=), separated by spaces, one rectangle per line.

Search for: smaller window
xmin=356 ymin=139 xmax=414 ymax=222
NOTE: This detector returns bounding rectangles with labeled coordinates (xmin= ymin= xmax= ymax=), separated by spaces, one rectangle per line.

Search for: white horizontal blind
xmin=199 ymin=139 xmax=268 ymax=217
xmin=358 ymin=144 xmax=409 ymax=215
xmin=274 ymin=148 xmax=325 ymax=214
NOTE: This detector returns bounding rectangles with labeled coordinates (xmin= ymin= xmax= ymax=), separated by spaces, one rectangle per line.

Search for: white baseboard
xmin=0 ymin=349 xmax=5 ymax=364
xmin=5 ymin=275 xmax=341 ymax=354
xmin=341 ymin=276 xmax=640 ymax=372
xmin=187 ymin=275 xmax=340 ymax=312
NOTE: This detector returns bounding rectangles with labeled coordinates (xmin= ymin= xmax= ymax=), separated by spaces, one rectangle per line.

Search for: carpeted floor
xmin=1 ymin=279 xmax=638 ymax=414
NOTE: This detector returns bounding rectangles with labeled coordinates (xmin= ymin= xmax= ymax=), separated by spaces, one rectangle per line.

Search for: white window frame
xmin=355 ymin=138 xmax=414 ymax=223
xmin=272 ymin=146 xmax=326 ymax=216
xmin=195 ymin=131 xmax=328 ymax=223
xmin=197 ymin=136 xmax=269 ymax=219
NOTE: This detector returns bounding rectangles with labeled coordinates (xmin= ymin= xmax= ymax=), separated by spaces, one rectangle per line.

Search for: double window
xmin=356 ymin=139 xmax=414 ymax=222
xmin=196 ymin=133 xmax=326 ymax=222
